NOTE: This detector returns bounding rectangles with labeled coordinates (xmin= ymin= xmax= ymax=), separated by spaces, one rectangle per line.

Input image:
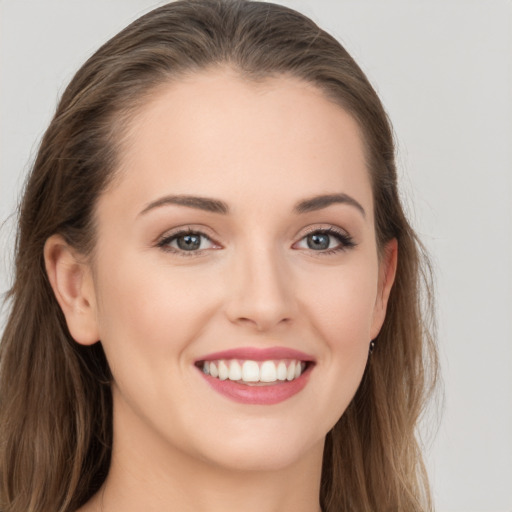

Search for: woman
xmin=0 ymin=1 xmax=439 ymax=511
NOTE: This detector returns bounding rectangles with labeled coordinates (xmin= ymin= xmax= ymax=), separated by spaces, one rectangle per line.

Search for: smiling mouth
xmin=195 ymin=359 xmax=311 ymax=385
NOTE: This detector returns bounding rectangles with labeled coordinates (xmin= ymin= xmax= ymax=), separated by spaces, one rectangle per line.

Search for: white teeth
xmin=286 ymin=361 xmax=295 ymax=381
xmin=260 ymin=361 xmax=277 ymax=382
xmin=218 ymin=360 xmax=229 ymax=380
xmin=201 ymin=359 xmax=308 ymax=384
xmin=277 ymin=361 xmax=287 ymax=381
xmin=228 ymin=360 xmax=242 ymax=381
xmin=242 ymin=360 xmax=260 ymax=382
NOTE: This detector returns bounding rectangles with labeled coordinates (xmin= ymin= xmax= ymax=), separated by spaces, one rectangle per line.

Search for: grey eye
xmin=176 ymin=233 xmax=202 ymax=251
xmin=294 ymin=228 xmax=355 ymax=253
xmin=307 ymin=233 xmax=330 ymax=250
xmin=159 ymin=231 xmax=216 ymax=253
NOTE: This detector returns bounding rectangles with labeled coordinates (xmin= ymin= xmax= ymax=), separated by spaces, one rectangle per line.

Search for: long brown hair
xmin=0 ymin=1 xmax=439 ymax=511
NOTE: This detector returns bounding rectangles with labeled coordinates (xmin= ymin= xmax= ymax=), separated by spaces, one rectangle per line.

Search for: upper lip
xmin=195 ymin=346 xmax=316 ymax=363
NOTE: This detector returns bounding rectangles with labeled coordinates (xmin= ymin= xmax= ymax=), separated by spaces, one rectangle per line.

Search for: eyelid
xmin=292 ymin=224 xmax=356 ymax=253
xmin=154 ymin=223 xmax=356 ymax=257
xmin=156 ymin=226 xmax=222 ymax=256
xmin=299 ymin=224 xmax=349 ymax=237
xmin=295 ymin=224 xmax=352 ymax=242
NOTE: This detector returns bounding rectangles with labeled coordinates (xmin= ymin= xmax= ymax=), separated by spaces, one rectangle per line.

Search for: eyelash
xmin=297 ymin=227 xmax=356 ymax=255
xmin=156 ymin=227 xmax=356 ymax=257
xmin=157 ymin=228 xmax=218 ymax=257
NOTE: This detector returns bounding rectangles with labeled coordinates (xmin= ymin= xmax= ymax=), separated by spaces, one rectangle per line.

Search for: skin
xmin=45 ymin=69 xmax=397 ymax=512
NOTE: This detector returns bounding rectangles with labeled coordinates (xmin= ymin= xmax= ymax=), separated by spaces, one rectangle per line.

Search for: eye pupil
xmin=177 ymin=234 xmax=201 ymax=250
xmin=307 ymin=233 xmax=330 ymax=250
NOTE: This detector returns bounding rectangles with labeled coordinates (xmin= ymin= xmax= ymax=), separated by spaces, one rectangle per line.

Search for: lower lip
xmin=198 ymin=365 xmax=313 ymax=405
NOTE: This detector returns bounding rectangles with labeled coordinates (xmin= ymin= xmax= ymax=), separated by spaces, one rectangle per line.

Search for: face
xmin=77 ymin=70 xmax=396 ymax=472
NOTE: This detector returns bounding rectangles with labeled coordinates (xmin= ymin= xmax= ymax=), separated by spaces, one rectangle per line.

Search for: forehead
xmin=103 ymin=68 xmax=373 ymax=218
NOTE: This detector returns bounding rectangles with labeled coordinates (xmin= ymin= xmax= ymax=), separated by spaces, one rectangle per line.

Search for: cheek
xmin=299 ymin=258 xmax=378 ymax=419
xmin=304 ymin=260 xmax=379 ymax=348
xmin=93 ymin=252 xmax=220 ymax=366
xmin=91 ymin=253 xmax=225 ymax=434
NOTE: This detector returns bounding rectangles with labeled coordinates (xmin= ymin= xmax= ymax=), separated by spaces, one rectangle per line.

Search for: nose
xmin=224 ymin=244 xmax=296 ymax=332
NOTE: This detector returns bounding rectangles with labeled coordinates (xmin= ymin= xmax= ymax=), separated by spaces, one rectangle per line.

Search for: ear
xmin=370 ymin=238 xmax=398 ymax=339
xmin=44 ymin=234 xmax=100 ymax=345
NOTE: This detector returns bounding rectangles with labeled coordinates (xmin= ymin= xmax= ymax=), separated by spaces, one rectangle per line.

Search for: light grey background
xmin=1 ymin=1 xmax=511 ymax=510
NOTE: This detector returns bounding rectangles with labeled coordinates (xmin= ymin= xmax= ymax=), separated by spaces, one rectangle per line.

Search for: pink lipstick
xmin=194 ymin=346 xmax=315 ymax=405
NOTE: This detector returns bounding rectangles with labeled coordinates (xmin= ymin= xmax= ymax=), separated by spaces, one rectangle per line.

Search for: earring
xmin=369 ymin=340 xmax=376 ymax=354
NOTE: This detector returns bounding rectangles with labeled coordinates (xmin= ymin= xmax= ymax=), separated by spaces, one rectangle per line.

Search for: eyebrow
xmin=139 ymin=192 xmax=365 ymax=218
xmin=293 ymin=193 xmax=366 ymax=217
xmin=139 ymin=195 xmax=229 ymax=216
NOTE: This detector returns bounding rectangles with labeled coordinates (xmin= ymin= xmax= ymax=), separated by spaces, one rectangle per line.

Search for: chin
xmin=190 ymin=423 xmax=325 ymax=473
